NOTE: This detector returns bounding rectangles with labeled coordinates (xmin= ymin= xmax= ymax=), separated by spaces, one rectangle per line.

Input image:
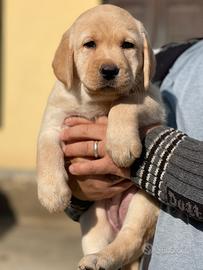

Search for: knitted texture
xmin=131 ymin=126 xmax=203 ymax=221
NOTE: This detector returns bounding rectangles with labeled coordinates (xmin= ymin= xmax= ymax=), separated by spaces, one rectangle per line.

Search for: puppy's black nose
xmin=100 ymin=64 xmax=119 ymax=80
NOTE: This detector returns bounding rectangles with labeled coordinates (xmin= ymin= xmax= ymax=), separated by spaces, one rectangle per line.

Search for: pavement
xmin=0 ymin=170 xmax=83 ymax=270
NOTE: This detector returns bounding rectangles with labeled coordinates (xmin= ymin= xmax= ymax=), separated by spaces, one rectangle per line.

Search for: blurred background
xmin=0 ymin=0 xmax=203 ymax=269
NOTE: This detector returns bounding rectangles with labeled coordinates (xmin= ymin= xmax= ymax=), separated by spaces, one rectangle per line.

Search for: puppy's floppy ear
xmin=52 ymin=31 xmax=74 ymax=90
xmin=141 ymin=28 xmax=156 ymax=90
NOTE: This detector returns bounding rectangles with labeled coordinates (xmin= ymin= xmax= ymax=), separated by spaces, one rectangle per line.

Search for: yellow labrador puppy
xmin=37 ymin=4 xmax=165 ymax=270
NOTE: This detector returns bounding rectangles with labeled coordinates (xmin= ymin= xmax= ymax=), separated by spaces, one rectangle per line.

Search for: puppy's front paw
xmin=78 ymin=253 xmax=118 ymax=270
xmin=38 ymin=172 xmax=71 ymax=213
xmin=106 ymin=135 xmax=142 ymax=168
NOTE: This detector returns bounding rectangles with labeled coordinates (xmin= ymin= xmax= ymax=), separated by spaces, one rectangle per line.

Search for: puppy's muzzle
xmin=100 ymin=64 xmax=119 ymax=81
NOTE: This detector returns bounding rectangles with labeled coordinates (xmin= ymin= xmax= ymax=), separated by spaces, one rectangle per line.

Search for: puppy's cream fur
xmin=37 ymin=5 xmax=165 ymax=270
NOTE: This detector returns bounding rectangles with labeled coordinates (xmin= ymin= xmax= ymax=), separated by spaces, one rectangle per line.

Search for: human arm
xmin=62 ymin=117 xmax=203 ymax=221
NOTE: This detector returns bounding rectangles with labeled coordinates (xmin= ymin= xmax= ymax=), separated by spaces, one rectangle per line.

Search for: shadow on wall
xmin=0 ymin=190 xmax=17 ymax=238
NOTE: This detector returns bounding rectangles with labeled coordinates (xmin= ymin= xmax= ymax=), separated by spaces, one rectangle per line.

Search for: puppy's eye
xmin=83 ymin=41 xmax=96 ymax=49
xmin=121 ymin=41 xmax=135 ymax=49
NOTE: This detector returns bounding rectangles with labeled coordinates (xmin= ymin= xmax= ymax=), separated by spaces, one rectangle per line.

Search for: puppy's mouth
xmin=84 ymin=79 xmax=132 ymax=97
xmin=85 ymin=85 xmax=118 ymax=96
xmin=97 ymin=78 xmax=119 ymax=90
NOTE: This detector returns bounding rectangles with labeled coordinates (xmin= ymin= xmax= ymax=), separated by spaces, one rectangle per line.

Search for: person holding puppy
xmin=61 ymin=39 xmax=203 ymax=270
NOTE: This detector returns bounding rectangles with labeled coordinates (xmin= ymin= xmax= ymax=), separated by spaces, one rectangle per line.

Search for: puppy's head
xmin=52 ymin=5 xmax=155 ymax=98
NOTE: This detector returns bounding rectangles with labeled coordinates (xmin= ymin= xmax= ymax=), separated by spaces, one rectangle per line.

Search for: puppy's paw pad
xmin=78 ymin=266 xmax=94 ymax=270
xmin=78 ymin=253 xmax=116 ymax=270
xmin=78 ymin=254 xmax=97 ymax=270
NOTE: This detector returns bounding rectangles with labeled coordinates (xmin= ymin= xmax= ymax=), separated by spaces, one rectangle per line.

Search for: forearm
xmin=131 ymin=126 xmax=203 ymax=221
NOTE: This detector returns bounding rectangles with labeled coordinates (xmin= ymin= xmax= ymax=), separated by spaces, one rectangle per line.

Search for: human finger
xmin=63 ymin=140 xmax=106 ymax=158
xmin=69 ymin=158 xmax=112 ymax=175
xmin=64 ymin=116 xmax=108 ymax=126
xmin=69 ymin=157 xmax=130 ymax=179
xmin=95 ymin=116 xmax=108 ymax=124
xmin=60 ymin=123 xmax=106 ymax=142
xmin=64 ymin=117 xmax=93 ymax=127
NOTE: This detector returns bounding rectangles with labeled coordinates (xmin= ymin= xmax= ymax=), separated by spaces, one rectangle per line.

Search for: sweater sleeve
xmin=130 ymin=126 xmax=203 ymax=222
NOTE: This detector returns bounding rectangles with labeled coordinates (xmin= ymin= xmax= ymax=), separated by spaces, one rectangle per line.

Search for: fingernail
xmin=64 ymin=117 xmax=75 ymax=126
xmin=61 ymin=130 xmax=67 ymax=140
xmin=62 ymin=145 xmax=66 ymax=153
xmin=65 ymin=118 xmax=71 ymax=124
xmin=59 ymin=132 xmax=64 ymax=140
xmin=69 ymin=165 xmax=75 ymax=174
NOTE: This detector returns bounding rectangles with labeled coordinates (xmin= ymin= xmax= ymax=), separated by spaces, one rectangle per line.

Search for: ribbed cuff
xmin=130 ymin=126 xmax=186 ymax=203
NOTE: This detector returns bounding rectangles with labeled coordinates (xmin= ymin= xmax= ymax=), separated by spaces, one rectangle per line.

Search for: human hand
xmin=61 ymin=117 xmax=133 ymax=200
xmin=61 ymin=116 xmax=130 ymax=179
xmin=61 ymin=117 xmax=160 ymax=201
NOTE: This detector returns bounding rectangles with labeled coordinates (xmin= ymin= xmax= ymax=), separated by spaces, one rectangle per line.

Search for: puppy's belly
xmin=104 ymin=186 xmax=138 ymax=233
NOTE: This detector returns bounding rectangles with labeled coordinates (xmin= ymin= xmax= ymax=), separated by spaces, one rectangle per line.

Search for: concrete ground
xmin=0 ymin=218 xmax=82 ymax=270
xmin=0 ymin=171 xmax=83 ymax=270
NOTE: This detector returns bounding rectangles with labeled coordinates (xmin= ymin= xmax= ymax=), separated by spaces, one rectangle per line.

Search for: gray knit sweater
xmin=65 ymin=126 xmax=203 ymax=222
xmin=131 ymin=126 xmax=203 ymax=222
